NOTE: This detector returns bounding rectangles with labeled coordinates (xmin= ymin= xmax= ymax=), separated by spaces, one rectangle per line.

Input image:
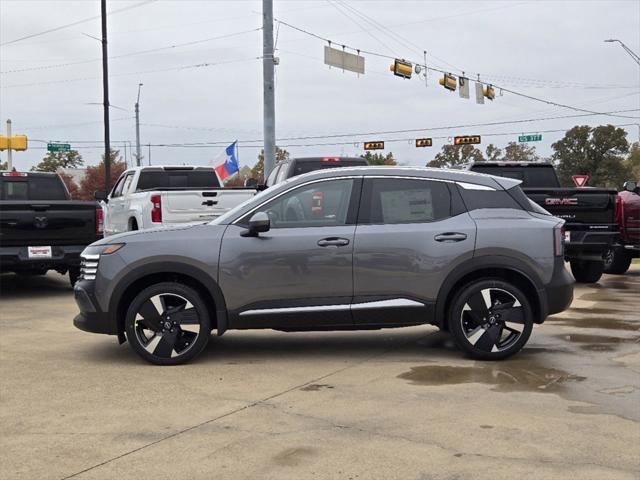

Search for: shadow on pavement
xmin=0 ymin=272 xmax=72 ymax=300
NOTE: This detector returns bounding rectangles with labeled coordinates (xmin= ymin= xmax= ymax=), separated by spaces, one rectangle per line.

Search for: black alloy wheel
xmin=449 ymin=279 xmax=533 ymax=360
xmin=125 ymin=283 xmax=211 ymax=365
xmin=603 ymin=247 xmax=632 ymax=275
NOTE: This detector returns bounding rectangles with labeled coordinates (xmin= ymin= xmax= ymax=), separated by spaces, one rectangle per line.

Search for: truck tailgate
xmin=525 ymin=188 xmax=617 ymax=225
xmin=0 ymin=201 xmax=98 ymax=247
xmin=162 ymin=189 xmax=255 ymax=223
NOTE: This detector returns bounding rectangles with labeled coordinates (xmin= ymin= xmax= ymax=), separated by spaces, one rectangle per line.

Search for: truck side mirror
xmin=241 ymin=212 xmax=270 ymax=237
xmin=94 ymin=191 xmax=108 ymax=202
xmin=623 ymin=181 xmax=637 ymax=192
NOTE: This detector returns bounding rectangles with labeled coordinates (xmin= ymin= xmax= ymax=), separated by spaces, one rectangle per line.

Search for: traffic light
xmin=415 ymin=138 xmax=433 ymax=148
xmin=454 ymin=135 xmax=481 ymax=145
xmin=439 ymin=73 xmax=457 ymax=91
xmin=364 ymin=141 xmax=385 ymax=150
xmin=390 ymin=59 xmax=412 ymax=79
xmin=0 ymin=136 xmax=7 ymax=151
xmin=0 ymin=135 xmax=27 ymax=151
xmin=484 ymin=85 xmax=495 ymax=101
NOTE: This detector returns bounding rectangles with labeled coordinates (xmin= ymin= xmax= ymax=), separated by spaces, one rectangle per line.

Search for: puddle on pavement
xmin=398 ymin=363 xmax=586 ymax=394
xmin=548 ymin=316 xmax=639 ymax=331
xmin=301 ymin=384 xmax=334 ymax=391
xmin=555 ymin=333 xmax=638 ymax=344
xmin=272 ymin=447 xmax=316 ymax=466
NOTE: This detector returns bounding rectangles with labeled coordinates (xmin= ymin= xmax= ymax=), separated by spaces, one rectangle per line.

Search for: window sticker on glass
xmin=380 ymin=189 xmax=434 ymax=223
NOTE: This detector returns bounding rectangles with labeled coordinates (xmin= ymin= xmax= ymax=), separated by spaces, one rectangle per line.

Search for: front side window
xmin=242 ymin=179 xmax=354 ymax=229
xmin=359 ymin=178 xmax=452 ymax=224
xmin=121 ymin=173 xmax=135 ymax=195
xmin=110 ymin=174 xmax=127 ymax=198
xmin=275 ymin=163 xmax=290 ymax=184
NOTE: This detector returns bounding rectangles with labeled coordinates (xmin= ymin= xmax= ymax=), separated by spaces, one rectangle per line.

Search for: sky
xmin=1 ymin=0 xmax=639 ymax=172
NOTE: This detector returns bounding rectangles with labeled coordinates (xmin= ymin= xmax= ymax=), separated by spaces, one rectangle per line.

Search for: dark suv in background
xmin=73 ymin=167 xmax=573 ymax=365
xmin=264 ymin=156 xmax=368 ymax=187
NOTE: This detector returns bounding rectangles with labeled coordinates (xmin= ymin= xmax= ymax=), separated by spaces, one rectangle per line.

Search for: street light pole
xmin=135 ymin=83 xmax=143 ymax=166
xmin=6 ymin=119 xmax=12 ymax=171
xmin=101 ymin=0 xmax=111 ymax=192
xmin=262 ymin=0 xmax=276 ymax=179
xmin=604 ymin=39 xmax=640 ymax=66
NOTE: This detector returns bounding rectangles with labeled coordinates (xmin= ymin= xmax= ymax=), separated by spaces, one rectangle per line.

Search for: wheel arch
xmin=108 ymin=262 xmax=228 ymax=340
xmin=435 ymin=256 xmax=546 ymax=330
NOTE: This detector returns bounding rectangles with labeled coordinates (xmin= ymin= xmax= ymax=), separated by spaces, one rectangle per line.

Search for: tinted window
xmin=2 ymin=181 xmax=28 ymax=200
xmin=458 ymin=187 xmax=523 ymax=211
xmin=292 ymin=159 xmax=367 ymax=177
xmin=137 ymin=170 xmax=221 ymax=190
xmin=2 ymin=176 xmax=67 ymax=200
xmin=470 ymin=165 xmax=560 ymax=188
xmin=244 ymin=179 xmax=354 ymax=229
xmin=360 ymin=178 xmax=451 ymax=224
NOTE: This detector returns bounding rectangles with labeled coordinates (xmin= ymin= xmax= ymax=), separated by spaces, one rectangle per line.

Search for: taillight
xmin=150 ymin=194 xmax=162 ymax=223
xmin=95 ymin=207 xmax=104 ymax=235
xmin=554 ymin=225 xmax=564 ymax=257
xmin=614 ymin=194 xmax=623 ymax=224
xmin=2 ymin=172 xmax=27 ymax=177
xmin=321 ymin=157 xmax=340 ymax=162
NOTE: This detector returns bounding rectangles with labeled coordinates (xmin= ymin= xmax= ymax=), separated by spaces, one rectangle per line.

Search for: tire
xmin=570 ymin=259 xmax=604 ymax=283
xmin=124 ymin=282 xmax=211 ymax=365
xmin=68 ymin=267 xmax=80 ymax=286
xmin=448 ymin=279 xmax=534 ymax=360
xmin=603 ymin=248 xmax=632 ymax=275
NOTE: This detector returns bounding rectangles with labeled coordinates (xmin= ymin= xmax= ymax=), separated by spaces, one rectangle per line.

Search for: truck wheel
xmin=603 ymin=248 xmax=632 ymax=275
xmin=448 ymin=279 xmax=533 ymax=360
xmin=570 ymin=259 xmax=604 ymax=283
xmin=68 ymin=267 xmax=80 ymax=286
xmin=124 ymin=282 xmax=211 ymax=365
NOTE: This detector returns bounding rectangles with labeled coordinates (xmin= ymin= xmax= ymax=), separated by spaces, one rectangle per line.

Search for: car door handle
xmin=317 ymin=237 xmax=350 ymax=247
xmin=434 ymin=232 xmax=467 ymax=242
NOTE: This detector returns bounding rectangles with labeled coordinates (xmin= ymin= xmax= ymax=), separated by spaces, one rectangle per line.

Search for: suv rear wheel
xmin=448 ymin=279 xmax=533 ymax=360
xmin=125 ymin=282 xmax=211 ymax=365
xmin=570 ymin=259 xmax=604 ymax=283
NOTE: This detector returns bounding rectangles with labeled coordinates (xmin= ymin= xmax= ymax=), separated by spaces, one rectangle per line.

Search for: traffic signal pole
xmin=262 ymin=0 xmax=276 ymax=178
xmin=135 ymin=83 xmax=143 ymax=166
xmin=101 ymin=0 xmax=111 ymax=192
xmin=6 ymin=119 xmax=12 ymax=171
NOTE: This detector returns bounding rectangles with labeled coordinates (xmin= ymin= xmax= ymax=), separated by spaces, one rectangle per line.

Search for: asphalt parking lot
xmin=1 ymin=268 xmax=639 ymax=480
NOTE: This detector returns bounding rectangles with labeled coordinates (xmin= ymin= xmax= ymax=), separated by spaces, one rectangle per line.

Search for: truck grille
xmin=80 ymin=253 xmax=100 ymax=281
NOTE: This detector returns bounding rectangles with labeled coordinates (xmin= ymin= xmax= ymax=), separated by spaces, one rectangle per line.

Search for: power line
xmin=1 ymin=28 xmax=262 ymax=74
xmin=0 ymin=0 xmax=157 ymax=47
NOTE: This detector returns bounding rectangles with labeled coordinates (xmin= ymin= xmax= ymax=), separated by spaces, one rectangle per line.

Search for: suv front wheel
xmin=125 ymin=282 xmax=211 ymax=365
xmin=448 ymin=279 xmax=533 ymax=360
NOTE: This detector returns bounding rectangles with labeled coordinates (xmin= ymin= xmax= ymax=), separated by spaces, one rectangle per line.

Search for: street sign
xmin=459 ymin=77 xmax=470 ymax=99
xmin=415 ymin=138 xmax=433 ymax=147
xmin=572 ymin=175 xmax=589 ymax=188
xmin=364 ymin=141 xmax=384 ymax=150
xmin=454 ymin=135 xmax=481 ymax=145
xmin=324 ymin=46 xmax=365 ymax=74
xmin=518 ymin=134 xmax=542 ymax=143
xmin=475 ymin=82 xmax=485 ymax=104
xmin=47 ymin=143 xmax=71 ymax=152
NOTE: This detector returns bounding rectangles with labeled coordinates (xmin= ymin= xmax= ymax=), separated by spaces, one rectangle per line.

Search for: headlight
xmin=79 ymin=244 xmax=125 ymax=281
xmin=81 ymin=243 xmax=125 ymax=257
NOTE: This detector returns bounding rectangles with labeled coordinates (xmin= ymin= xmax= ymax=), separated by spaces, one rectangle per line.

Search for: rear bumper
xmin=541 ymin=258 xmax=574 ymax=318
xmin=565 ymin=229 xmax=617 ymax=261
xmin=0 ymin=244 xmax=86 ymax=272
xmin=73 ymin=280 xmax=114 ymax=335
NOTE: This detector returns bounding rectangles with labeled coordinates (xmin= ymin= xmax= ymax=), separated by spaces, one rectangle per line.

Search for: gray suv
xmin=74 ymin=167 xmax=574 ymax=365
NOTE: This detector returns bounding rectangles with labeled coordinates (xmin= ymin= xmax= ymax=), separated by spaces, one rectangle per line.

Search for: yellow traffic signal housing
xmin=390 ymin=59 xmax=412 ymax=79
xmin=364 ymin=141 xmax=385 ymax=150
xmin=439 ymin=73 xmax=457 ymax=91
xmin=0 ymin=135 xmax=8 ymax=151
xmin=11 ymin=135 xmax=28 ymax=151
xmin=484 ymin=85 xmax=495 ymax=101
xmin=454 ymin=135 xmax=481 ymax=145
xmin=415 ymin=138 xmax=433 ymax=148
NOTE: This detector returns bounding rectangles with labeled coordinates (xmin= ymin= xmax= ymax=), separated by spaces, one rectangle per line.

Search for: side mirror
xmin=241 ymin=211 xmax=270 ymax=237
xmin=623 ymin=181 xmax=637 ymax=192
xmin=94 ymin=191 xmax=108 ymax=202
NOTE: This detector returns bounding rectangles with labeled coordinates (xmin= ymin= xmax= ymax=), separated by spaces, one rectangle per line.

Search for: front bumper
xmin=73 ymin=280 xmax=114 ymax=335
xmin=541 ymin=257 xmax=574 ymax=317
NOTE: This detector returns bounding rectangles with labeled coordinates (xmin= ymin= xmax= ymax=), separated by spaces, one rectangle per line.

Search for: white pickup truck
xmin=99 ymin=166 xmax=256 ymax=236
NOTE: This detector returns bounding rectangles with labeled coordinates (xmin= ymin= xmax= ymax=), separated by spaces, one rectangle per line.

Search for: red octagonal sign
xmin=572 ymin=175 xmax=589 ymax=188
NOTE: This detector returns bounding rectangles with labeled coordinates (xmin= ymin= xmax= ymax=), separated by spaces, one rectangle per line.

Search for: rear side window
xmin=508 ymin=186 xmax=551 ymax=215
xmin=137 ymin=170 xmax=221 ymax=190
xmin=359 ymin=178 xmax=451 ymax=224
xmin=458 ymin=186 xmax=523 ymax=211
xmin=276 ymin=163 xmax=290 ymax=183
xmin=1 ymin=177 xmax=66 ymax=200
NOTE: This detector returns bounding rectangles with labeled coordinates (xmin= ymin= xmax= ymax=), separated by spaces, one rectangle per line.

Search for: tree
xmin=427 ymin=144 xmax=484 ymax=168
xmin=78 ymin=151 xmax=126 ymax=200
xmin=360 ymin=151 xmax=397 ymax=165
xmin=252 ymin=147 xmax=290 ymax=182
xmin=224 ymin=165 xmax=254 ymax=187
xmin=552 ymin=125 xmax=630 ymax=188
xmin=485 ymin=144 xmax=502 ymax=161
xmin=0 ymin=160 xmax=7 ymax=170
xmin=31 ymin=150 xmax=83 ymax=172
xmin=58 ymin=172 xmax=79 ymax=199
xmin=627 ymin=142 xmax=640 ymax=180
xmin=502 ymin=142 xmax=539 ymax=162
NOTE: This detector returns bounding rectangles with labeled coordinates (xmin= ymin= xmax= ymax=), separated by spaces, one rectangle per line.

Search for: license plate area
xmin=28 ymin=246 xmax=52 ymax=259
xmin=564 ymin=232 xmax=571 ymax=242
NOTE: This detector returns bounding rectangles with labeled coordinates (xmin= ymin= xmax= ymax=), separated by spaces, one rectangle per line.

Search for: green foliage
xmin=0 ymin=160 xmax=7 ymax=170
xmin=552 ymin=125 xmax=630 ymax=188
xmin=253 ymin=147 xmax=290 ymax=181
xmin=360 ymin=151 xmax=397 ymax=165
xmin=502 ymin=142 xmax=539 ymax=162
xmin=627 ymin=142 xmax=640 ymax=180
xmin=427 ymin=144 xmax=484 ymax=168
xmin=31 ymin=150 xmax=83 ymax=172
xmin=485 ymin=144 xmax=502 ymax=161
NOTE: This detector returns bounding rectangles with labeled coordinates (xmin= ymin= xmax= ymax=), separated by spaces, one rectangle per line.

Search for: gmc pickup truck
xmin=467 ymin=162 xmax=618 ymax=283
xmin=100 ymin=166 xmax=257 ymax=236
xmin=0 ymin=171 xmax=103 ymax=286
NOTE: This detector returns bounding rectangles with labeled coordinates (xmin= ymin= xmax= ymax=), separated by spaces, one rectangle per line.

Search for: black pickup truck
xmin=468 ymin=162 xmax=618 ymax=283
xmin=0 ymin=172 xmax=103 ymax=286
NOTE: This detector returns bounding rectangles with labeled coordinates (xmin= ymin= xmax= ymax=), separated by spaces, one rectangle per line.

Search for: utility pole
xmin=135 ymin=83 xmax=143 ymax=166
xmin=262 ymin=0 xmax=276 ymax=178
xmin=6 ymin=119 xmax=12 ymax=171
xmin=101 ymin=0 xmax=111 ymax=192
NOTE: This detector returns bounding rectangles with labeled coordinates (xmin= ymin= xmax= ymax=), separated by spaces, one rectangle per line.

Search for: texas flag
xmin=212 ymin=141 xmax=239 ymax=183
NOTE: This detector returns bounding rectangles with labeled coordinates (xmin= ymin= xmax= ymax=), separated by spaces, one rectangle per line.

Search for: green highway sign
xmin=47 ymin=143 xmax=71 ymax=152
xmin=518 ymin=134 xmax=542 ymax=143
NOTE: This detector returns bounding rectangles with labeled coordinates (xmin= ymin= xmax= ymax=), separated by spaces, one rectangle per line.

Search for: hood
xmin=92 ymin=222 xmax=204 ymax=246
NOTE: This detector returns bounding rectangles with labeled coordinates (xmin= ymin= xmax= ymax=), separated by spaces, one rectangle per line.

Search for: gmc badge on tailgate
xmin=545 ymin=198 xmax=578 ymax=206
